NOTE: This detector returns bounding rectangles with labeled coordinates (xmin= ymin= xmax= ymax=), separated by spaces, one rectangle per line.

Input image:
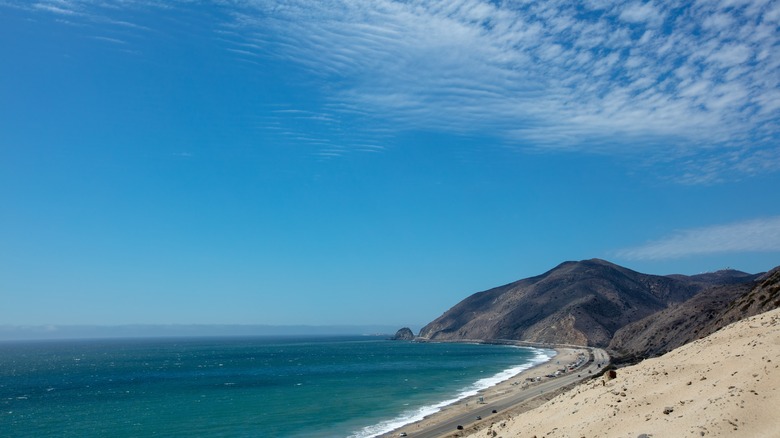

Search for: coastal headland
xmin=380 ymin=262 xmax=778 ymax=437
xmin=380 ymin=343 xmax=609 ymax=438
xmin=382 ymin=307 xmax=780 ymax=437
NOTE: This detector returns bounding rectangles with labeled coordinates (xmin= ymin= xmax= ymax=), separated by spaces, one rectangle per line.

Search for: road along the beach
xmin=389 ymin=347 xmax=609 ymax=438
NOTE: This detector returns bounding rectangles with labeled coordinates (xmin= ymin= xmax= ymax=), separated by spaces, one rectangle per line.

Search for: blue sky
xmin=1 ymin=0 xmax=779 ymax=332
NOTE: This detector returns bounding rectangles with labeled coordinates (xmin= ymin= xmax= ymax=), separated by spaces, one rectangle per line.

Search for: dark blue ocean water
xmin=0 ymin=336 xmax=551 ymax=437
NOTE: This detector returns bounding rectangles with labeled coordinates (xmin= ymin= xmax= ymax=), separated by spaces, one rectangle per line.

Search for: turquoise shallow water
xmin=0 ymin=336 xmax=551 ymax=437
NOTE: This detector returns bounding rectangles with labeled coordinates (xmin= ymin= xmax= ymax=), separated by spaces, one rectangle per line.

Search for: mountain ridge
xmin=610 ymin=266 xmax=777 ymax=360
xmin=418 ymin=259 xmax=764 ymax=348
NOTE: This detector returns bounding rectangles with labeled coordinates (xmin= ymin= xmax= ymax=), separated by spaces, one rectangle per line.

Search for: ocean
xmin=0 ymin=336 xmax=552 ymax=437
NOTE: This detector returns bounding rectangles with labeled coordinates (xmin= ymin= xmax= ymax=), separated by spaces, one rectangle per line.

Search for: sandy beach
xmin=379 ymin=345 xmax=600 ymax=438
xmin=379 ymin=307 xmax=780 ymax=437
xmin=456 ymin=307 xmax=780 ymax=438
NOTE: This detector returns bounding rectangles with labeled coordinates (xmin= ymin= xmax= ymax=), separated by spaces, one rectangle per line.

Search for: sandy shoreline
xmin=457 ymin=308 xmax=780 ymax=438
xmin=377 ymin=345 xmax=595 ymax=438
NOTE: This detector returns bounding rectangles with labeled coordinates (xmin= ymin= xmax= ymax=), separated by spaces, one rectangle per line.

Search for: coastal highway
xmin=396 ymin=347 xmax=610 ymax=438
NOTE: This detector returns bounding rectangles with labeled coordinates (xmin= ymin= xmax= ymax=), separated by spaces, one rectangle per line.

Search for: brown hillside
xmin=418 ymin=259 xmax=704 ymax=347
xmin=609 ymin=267 xmax=776 ymax=360
xmin=715 ymin=266 xmax=780 ymax=325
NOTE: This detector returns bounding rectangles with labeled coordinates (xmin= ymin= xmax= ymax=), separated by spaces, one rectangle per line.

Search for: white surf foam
xmin=349 ymin=347 xmax=555 ymax=438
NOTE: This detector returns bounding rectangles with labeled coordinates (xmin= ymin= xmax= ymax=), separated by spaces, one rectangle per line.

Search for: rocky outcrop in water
xmin=391 ymin=327 xmax=415 ymax=340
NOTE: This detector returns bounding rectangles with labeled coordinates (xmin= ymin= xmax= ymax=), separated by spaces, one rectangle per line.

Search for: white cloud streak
xmin=616 ymin=216 xmax=780 ymax=260
xmin=219 ymin=0 xmax=780 ymax=178
xmin=12 ymin=0 xmax=780 ymax=179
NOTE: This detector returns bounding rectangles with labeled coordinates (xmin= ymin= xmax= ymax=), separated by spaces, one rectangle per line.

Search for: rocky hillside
xmin=610 ymin=266 xmax=777 ymax=360
xmin=714 ymin=266 xmax=780 ymax=326
xmin=418 ymin=259 xmax=716 ymax=347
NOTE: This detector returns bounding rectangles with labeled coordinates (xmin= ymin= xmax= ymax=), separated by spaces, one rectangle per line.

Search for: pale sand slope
xmin=466 ymin=307 xmax=780 ymax=438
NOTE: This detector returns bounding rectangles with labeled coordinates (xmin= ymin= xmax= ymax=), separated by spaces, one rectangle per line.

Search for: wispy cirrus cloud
xmin=216 ymin=0 xmax=780 ymax=179
xmin=616 ymin=216 xmax=780 ymax=260
xmin=14 ymin=0 xmax=780 ymax=179
xmin=33 ymin=2 xmax=77 ymax=15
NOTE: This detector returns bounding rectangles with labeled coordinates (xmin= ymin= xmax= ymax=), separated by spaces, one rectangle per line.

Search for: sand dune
xmin=464 ymin=307 xmax=780 ymax=438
